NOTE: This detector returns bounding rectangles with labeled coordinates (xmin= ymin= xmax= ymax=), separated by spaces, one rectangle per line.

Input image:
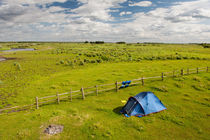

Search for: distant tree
xmin=84 ymin=41 xmax=89 ymax=43
xmin=116 ymin=42 xmax=126 ymax=44
xmin=201 ymin=43 xmax=210 ymax=48
xmin=95 ymin=41 xmax=104 ymax=44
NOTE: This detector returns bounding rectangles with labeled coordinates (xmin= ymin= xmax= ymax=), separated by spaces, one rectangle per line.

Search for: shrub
xmin=96 ymin=59 xmax=102 ymax=63
xmin=174 ymin=82 xmax=183 ymax=88
xmin=84 ymin=59 xmax=89 ymax=63
xmin=13 ymin=62 xmax=22 ymax=71
xmin=60 ymin=60 xmax=64 ymax=64
xmin=100 ymin=56 xmax=109 ymax=61
xmin=90 ymin=60 xmax=96 ymax=63
xmin=79 ymin=60 xmax=85 ymax=66
xmin=201 ymin=43 xmax=210 ymax=48
xmin=176 ymin=56 xmax=182 ymax=60
xmin=66 ymin=60 xmax=73 ymax=66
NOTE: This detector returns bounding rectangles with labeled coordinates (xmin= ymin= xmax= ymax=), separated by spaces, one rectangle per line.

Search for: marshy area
xmin=0 ymin=42 xmax=209 ymax=139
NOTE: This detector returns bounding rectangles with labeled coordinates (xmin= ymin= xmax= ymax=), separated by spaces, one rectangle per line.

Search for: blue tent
xmin=120 ymin=92 xmax=166 ymax=117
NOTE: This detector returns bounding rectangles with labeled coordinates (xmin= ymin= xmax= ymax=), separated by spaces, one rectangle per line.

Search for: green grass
xmin=0 ymin=42 xmax=209 ymax=139
xmin=0 ymin=73 xmax=209 ymax=140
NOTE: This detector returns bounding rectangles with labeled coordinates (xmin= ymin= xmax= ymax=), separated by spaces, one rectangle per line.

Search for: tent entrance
xmin=122 ymin=98 xmax=138 ymax=115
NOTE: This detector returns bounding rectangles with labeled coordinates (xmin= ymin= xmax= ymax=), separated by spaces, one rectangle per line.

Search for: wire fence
xmin=0 ymin=66 xmax=209 ymax=114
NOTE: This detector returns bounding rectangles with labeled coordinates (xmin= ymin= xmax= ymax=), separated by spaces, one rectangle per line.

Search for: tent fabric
xmin=120 ymin=92 xmax=166 ymax=117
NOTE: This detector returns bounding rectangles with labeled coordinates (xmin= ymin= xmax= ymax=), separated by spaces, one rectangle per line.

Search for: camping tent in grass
xmin=120 ymin=91 xmax=166 ymax=117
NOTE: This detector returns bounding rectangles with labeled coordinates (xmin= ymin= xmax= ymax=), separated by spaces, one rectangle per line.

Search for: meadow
xmin=0 ymin=42 xmax=209 ymax=139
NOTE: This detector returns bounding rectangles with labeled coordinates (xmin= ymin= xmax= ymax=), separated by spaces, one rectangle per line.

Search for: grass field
xmin=0 ymin=42 xmax=209 ymax=139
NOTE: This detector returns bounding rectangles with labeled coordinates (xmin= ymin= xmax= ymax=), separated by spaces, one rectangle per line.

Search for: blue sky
xmin=0 ymin=0 xmax=210 ymax=43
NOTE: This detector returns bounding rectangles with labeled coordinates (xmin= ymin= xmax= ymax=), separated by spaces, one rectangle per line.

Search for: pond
xmin=0 ymin=58 xmax=6 ymax=62
xmin=2 ymin=48 xmax=35 ymax=52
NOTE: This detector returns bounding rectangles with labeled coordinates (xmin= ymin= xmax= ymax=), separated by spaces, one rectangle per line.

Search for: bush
xmin=100 ymin=56 xmax=109 ymax=61
xmin=66 ymin=60 xmax=73 ymax=66
xmin=201 ymin=43 xmax=210 ymax=48
xmin=90 ymin=60 xmax=96 ymax=63
xmin=176 ymin=56 xmax=182 ymax=60
xmin=60 ymin=60 xmax=64 ymax=64
xmin=79 ymin=60 xmax=85 ymax=66
xmin=13 ymin=62 xmax=22 ymax=71
xmin=96 ymin=59 xmax=102 ymax=63
xmin=84 ymin=59 xmax=89 ymax=63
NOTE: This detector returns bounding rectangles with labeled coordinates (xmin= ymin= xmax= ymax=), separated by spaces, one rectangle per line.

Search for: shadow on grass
xmin=113 ymin=106 xmax=123 ymax=115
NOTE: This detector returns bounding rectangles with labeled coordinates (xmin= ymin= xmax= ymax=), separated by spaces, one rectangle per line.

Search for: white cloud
xmin=71 ymin=0 xmax=127 ymax=21
xmin=126 ymin=0 xmax=210 ymax=42
xmin=129 ymin=1 xmax=152 ymax=7
xmin=1 ymin=0 xmax=67 ymax=5
xmin=120 ymin=11 xmax=132 ymax=16
xmin=0 ymin=0 xmax=210 ymax=43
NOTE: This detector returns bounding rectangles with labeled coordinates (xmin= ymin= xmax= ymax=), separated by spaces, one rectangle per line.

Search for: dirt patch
xmin=44 ymin=124 xmax=64 ymax=135
xmin=0 ymin=56 xmax=17 ymax=61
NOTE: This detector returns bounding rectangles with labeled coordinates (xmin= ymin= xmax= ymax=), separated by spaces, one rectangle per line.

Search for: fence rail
xmin=0 ymin=66 xmax=209 ymax=114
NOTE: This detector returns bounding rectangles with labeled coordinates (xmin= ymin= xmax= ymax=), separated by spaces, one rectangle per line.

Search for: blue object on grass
xmin=126 ymin=80 xmax=131 ymax=84
xmin=122 ymin=81 xmax=126 ymax=85
xmin=125 ymin=84 xmax=129 ymax=88
xmin=120 ymin=92 xmax=166 ymax=117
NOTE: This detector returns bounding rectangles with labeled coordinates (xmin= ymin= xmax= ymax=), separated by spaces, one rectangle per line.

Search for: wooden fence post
xmin=35 ymin=97 xmax=39 ymax=109
xmin=197 ymin=67 xmax=199 ymax=74
xmin=57 ymin=93 xmax=60 ymax=104
xmin=81 ymin=87 xmax=85 ymax=99
xmin=207 ymin=67 xmax=209 ymax=72
xmin=187 ymin=68 xmax=189 ymax=75
xmin=161 ymin=72 xmax=164 ymax=81
xmin=69 ymin=88 xmax=72 ymax=102
xmin=96 ymin=85 xmax=98 ymax=96
xmin=181 ymin=69 xmax=183 ymax=76
xmin=115 ymin=81 xmax=118 ymax=92
xmin=141 ymin=77 xmax=144 ymax=86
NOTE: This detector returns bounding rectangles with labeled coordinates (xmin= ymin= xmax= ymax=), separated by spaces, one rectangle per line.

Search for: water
xmin=2 ymin=48 xmax=35 ymax=52
xmin=0 ymin=58 xmax=6 ymax=62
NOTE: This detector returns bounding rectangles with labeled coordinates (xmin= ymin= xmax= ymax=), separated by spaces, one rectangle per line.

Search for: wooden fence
xmin=0 ymin=66 xmax=209 ymax=114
